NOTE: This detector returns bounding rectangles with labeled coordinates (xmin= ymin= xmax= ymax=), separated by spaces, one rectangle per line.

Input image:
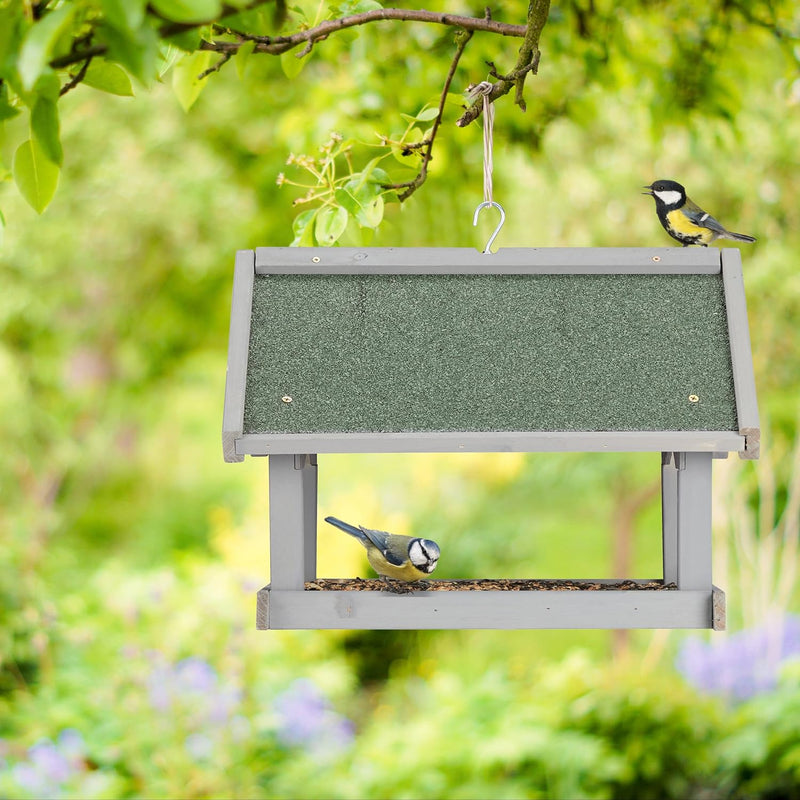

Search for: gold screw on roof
xmin=281 ymin=395 xmax=293 ymax=404
xmin=688 ymin=394 xmax=700 ymax=403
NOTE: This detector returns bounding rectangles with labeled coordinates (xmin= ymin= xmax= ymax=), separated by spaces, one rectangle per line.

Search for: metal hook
xmin=472 ymin=201 xmax=505 ymax=253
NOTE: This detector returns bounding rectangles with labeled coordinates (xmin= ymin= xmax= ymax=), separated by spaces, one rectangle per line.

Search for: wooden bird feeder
xmin=222 ymin=246 xmax=759 ymax=630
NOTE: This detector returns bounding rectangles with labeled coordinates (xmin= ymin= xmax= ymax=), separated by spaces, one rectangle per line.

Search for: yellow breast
xmin=666 ymin=209 xmax=715 ymax=244
xmin=367 ymin=549 xmax=430 ymax=581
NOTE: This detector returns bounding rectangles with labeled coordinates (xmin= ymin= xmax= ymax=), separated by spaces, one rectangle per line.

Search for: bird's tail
xmin=324 ymin=516 xmax=368 ymax=543
xmin=721 ymin=231 xmax=756 ymax=243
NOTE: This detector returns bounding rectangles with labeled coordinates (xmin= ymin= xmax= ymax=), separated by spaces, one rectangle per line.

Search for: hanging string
xmin=482 ymin=89 xmax=495 ymax=204
xmin=468 ymin=81 xmax=495 ymax=203
xmin=468 ymin=81 xmax=505 ymax=253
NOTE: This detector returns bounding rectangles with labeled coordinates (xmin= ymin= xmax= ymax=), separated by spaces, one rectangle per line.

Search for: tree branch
xmin=384 ymin=29 xmax=474 ymax=201
xmin=59 ymin=56 xmax=94 ymax=96
xmin=198 ymin=9 xmax=526 ymax=57
xmin=198 ymin=51 xmax=233 ymax=80
xmin=456 ymin=0 xmax=551 ymax=127
xmin=50 ymin=8 xmax=526 ymax=70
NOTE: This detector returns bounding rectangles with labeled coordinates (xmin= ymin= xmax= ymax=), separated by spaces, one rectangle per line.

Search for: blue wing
xmin=324 ymin=516 xmax=369 ymax=545
xmin=324 ymin=516 xmax=406 ymax=566
xmin=681 ymin=200 xmax=729 ymax=235
xmin=360 ymin=528 xmax=408 ymax=566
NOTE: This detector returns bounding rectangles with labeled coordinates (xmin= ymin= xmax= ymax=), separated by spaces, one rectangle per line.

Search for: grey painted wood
xmin=255 ymin=246 xmax=721 ymax=274
xmin=268 ymin=455 xmax=318 ymax=590
xmin=220 ymin=247 xmax=759 ymax=630
xmin=721 ymin=249 xmax=761 ymax=459
xmin=235 ymin=430 xmax=745 ymax=457
xmin=712 ymin=586 xmax=726 ymax=631
xmin=676 ymin=452 xmax=713 ymax=590
xmin=222 ymin=250 xmax=256 ymax=463
xmin=298 ymin=454 xmax=318 ymax=582
xmin=257 ymin=585 xmax=716 ymax=629
xmin=661 ymin=452 xmax=678 ymax=583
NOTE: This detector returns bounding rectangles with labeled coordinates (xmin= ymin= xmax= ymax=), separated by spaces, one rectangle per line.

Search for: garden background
xmin=2 ymin=1 xmax=800 ymax=797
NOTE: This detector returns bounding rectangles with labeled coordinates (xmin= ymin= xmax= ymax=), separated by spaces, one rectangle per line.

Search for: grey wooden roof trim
xmin=222 ymin=249 xmax=255 ymax=463
xmin=255 ymin=246 xmax=721 ymax=274
xmin=235 ymin=430 xmax=745 ymax=456
xmin=721 ymin=249 xmax=760 ymax=459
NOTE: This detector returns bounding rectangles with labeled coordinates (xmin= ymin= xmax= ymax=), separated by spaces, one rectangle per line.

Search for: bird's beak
xmin=642 ymin=185 xmax=654 ymax=196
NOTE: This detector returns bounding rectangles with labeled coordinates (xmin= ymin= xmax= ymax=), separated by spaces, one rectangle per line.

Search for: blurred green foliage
xmin=1 ymin=0 xmax=800 ymax=797
xmin=0 ymin=561 xmax=799 ymax=798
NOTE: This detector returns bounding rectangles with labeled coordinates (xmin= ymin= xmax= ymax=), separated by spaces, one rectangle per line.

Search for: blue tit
xmin=324 ymin=516 xmax=440 ymax=582
xmin=644 ymin=179 xmax=756 ymax=247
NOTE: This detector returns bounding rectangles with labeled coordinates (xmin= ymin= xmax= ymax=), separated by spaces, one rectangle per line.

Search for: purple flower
xmin=209 ymin=685 xmax=243 ymax=725
xmin=145 ymin=654 xmax=243 ymax=730
xmin=29 ymin=738 xmax=75 ymax=784
xmin=175 ymin=657 xmax=218 ymax=694
xmin=273 ymin=679 xmax=355 ymax=754
xmin=677 ymin=614 xmax=800 ymax=701
xmin=11 ymin=762 xmax=50 ymax=797
xmin=7 ymin=730 xmax=87 ymax=798
xmin=184 ymin=733 xmax=215 ymax=761
xmin=145 ymin=662 xmax=174 ymax=711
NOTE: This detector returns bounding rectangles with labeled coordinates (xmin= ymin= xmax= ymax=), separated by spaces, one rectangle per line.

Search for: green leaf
xmin=335 ymin=185 xmax=384 ymax=228
xmin=0 ymin=208 xmax=5 ymax=248
xmin=0 ymin=84 xmax=20 ymax=122
xmin=34 ymin=72 xmax=61 ymax=102
xmin=12 ymin=139 xmax=59 ymax=214
xmin=414 ymin=106 xmax=440 ymax=122
xmin=352 ymin=0 xmax=383 ymax=11
xmin=280 ymin=50 xmax=307 ymax=79
xmin=330 ymin=0 xmax=382 ymax=15
xmin=158 ymin=45 xmax=184 ymax=78
xmin=18 ymin=5 xmax=77 ymax=91
xmin=348 ymin=155 xmax=384 ymax=191
xmin=0 ymin=5 xmax=26 ymax=75
xmin=80 ymin=61 xmax=135 ymax=96
xmin=358 ymin=193 xmax=383 ymax=228
xmin=314 ymin=206 xmax=348 ymax=245
xmin=334 ymin=187 xmax=361 ymax=218
xmin=172 ymin=50 xmax=213 ymax=111
xmin=101 ymin=0 xmax=147 ymax=31
xmin=100 ymin=22 xmax=160 ymax=86
xmin=164 ymin=28 xmax=203 ymax=52
xmin=235 ymin=40 xmax=257 ymax=80
xmin=365 ymin=166 xmax=390 ymax=184
xmin=401 ymin=107 xmax=439 ymax=123
xmin=290 ymin=209 xmax=318 ymax=246
xmin=30 ymin=96 xmax=63 ymax=166
xmin=151 ymin=0 xmax=222 ymax=24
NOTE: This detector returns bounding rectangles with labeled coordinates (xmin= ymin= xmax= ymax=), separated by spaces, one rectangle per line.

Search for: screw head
xmin=312 ymin=256 xmax=321 ymax=263
xmin=688 ymin=394 xmax=699 ymax=403
xmin=652 ymin=256 xmax=661 ymax=262
xmin=281 ymin=395 xmax=293 ymax=404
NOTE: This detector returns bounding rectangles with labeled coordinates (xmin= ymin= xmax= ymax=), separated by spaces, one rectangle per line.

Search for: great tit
xmin=644 ymin=179 xmax=756 ymax=247
xmin=324 ymin=516 xmax=440 ymax=582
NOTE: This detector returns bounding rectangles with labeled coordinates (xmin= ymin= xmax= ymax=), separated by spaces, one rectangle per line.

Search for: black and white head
xmin=408 ymin=538 xmax=441 ymax=574
xmin=643 ymin=179 xmax=687 ymax=208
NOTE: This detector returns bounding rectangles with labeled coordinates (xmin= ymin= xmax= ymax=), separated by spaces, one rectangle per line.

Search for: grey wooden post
xmin=661 ymin=452 xmax=678 ymax=584
xmin=674 ymin=451 xmax=713 ymax=590
xmin=268 ymin=454 xmax=318 ymax=590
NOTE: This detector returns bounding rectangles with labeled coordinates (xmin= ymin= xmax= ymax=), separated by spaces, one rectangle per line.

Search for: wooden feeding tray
xmin=222 ymin=246 xmax=758 ymax=630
